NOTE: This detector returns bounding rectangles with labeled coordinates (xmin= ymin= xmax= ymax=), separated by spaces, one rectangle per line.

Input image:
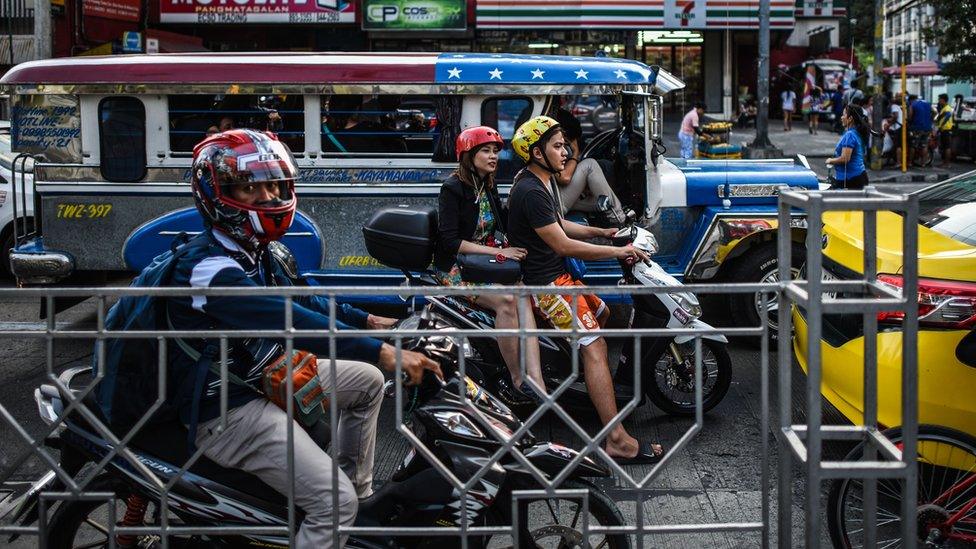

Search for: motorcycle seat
xmin=65 ymin=391 xmax=287 ymax=507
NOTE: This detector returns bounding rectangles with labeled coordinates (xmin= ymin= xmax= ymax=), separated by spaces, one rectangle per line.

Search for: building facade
xmin=4 ymin=0 xmax=852 ymax=119
xmin=882 ymin=0 xmax=974 ymax=100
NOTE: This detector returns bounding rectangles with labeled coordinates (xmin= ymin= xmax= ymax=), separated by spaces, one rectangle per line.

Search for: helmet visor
xmin=220 ymin=139 xmax=298 ymax=202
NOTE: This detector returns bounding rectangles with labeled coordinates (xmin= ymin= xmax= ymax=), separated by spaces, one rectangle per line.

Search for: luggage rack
xmin=775 ymin=186 xmax=919 ymax=546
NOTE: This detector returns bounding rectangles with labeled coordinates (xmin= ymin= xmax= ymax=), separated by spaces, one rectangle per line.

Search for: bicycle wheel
xmin=827 ymin=425 xmax=976 ymax=548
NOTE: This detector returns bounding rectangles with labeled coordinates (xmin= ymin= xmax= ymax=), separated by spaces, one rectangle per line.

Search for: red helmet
xmin=455 ymin=126 xmax=503 ymax=161
xmin=190 ymin=129 xmax=298 ymax=249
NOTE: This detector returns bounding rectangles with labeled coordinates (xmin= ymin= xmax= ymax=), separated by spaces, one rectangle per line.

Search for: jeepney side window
xmin=167 ymin=95 xmax=305 ymax=154
xmin=321 ymin=95 xmax=440 ymax=157
xmin=481 ymin=96 xmax=533 ymax=184
xmin=98 ymin=97 xmax=146 ymax=182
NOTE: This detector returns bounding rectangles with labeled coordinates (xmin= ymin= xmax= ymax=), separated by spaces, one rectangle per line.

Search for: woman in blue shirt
xmin=826 ymin=104 xmax=870 ymax=189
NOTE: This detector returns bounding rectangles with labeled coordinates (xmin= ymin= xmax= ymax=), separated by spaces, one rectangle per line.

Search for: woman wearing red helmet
xmin=433 ymin=125 xmax=546 ymax=401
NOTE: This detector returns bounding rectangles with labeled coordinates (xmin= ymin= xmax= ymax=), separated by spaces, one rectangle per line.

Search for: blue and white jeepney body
xmin=1 ymin=52 xmax=816 ymax=326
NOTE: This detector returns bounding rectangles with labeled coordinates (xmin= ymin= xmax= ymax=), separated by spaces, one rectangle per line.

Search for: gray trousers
xmin=557 ymin=158 xmax=623 ymax=217
xmin=195 ymin=359 xmax=385 ymax=549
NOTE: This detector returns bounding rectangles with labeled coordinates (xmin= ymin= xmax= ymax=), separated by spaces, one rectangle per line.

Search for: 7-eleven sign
xmin=665 ymin=0 xmax=706 ymax=29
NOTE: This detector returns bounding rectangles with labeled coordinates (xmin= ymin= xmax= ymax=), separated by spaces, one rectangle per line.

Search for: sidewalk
xmin=660 ymin=120 xmax=975 ymax=184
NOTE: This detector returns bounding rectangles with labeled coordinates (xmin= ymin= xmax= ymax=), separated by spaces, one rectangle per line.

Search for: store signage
xmin=160 ymin=0 xmax=356 ymax=24
xmin=122 ymin=31 xmax=142 ymax=52
xmin=146 ymin=37 xmax=160 ymax=54
xmin=663 ymin=0 xmax=706 ymax=29
xmin=363 ymin=0 xmax=466 ymax=30
xmin=84 ymin=0 xmax=141 ymax=22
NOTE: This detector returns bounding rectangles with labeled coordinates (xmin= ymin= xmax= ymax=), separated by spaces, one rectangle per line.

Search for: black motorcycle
xmin=8 ymin=332 xmax=629 ymax=548
xmin=363 ymin=206 xmax=732 ymax=420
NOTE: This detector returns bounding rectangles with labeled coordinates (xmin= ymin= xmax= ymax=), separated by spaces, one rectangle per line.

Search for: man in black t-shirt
xmin=507 ymin=116 xmax=664 ymax=465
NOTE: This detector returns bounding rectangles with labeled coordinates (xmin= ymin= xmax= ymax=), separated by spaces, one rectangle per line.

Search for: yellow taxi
xmin=793 ymin=173 xmax=976 ymax=435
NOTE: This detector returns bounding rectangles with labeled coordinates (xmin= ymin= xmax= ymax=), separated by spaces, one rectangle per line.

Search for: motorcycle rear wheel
xmin=644 ymin=338 xmax=732 ymax=416
xmin=46 ymin=474 xmax=204 ymax=549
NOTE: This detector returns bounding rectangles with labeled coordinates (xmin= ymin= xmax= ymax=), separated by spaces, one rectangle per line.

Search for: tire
xmin=46 ymin=474 xmax=191 ymax=549
xmin=644 ymin=338 xmax=732 ymax=417
xmin=725 ymin=241 xmax=803 ymax=341
xmin=827 ymin=425 xmax=976 ymax=548
xmin=484 ymin=478 xmax=630 ymax=549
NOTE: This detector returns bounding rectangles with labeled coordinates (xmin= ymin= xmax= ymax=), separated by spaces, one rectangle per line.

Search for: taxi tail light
xmin=876 ymin=274 xmax=976 ymax=329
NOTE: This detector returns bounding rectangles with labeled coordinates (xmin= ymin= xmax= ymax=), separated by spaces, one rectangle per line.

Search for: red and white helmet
xmin=190 ymin=129 xmax=298 ymax=249
xmin=455 ymin=126 xmax=503 ymax=161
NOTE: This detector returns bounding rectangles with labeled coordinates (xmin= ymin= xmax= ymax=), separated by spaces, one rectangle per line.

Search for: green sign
xmin=363 ymin=0 xmax=466 ymax=30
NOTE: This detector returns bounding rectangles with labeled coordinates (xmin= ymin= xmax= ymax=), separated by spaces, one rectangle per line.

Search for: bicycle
xmin=827 ymin=424 xmax=976 ymax=548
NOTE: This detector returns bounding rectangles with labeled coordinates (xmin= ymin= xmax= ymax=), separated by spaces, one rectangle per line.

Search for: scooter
xmin=366 ymin=204 xmax=732 ymax=419
xmin=5 ymin=333 xmax=629 ymax=549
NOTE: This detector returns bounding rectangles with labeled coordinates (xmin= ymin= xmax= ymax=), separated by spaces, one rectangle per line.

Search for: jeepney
xmin=0 ymin=52 xmax=817 ymax=330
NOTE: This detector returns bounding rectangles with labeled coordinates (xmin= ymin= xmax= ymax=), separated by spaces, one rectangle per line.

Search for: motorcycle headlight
xmin=669 ymin=292 xmax=702 ymax=319
xmin=432 ymin=411 xmax=485 ymax=439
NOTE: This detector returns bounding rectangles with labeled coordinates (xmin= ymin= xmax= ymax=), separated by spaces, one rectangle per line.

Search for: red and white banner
xmin=160 ymin=0 xmax=356 ymax=24
xmin=84 ymin=0 xmax=141 ymax=22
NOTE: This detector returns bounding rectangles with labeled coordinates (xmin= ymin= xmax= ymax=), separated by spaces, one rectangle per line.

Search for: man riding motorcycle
xmin=506 ymin=116 xmax=665 ymax=464
xmin=167 ymin=129 xmax=441 ymax=548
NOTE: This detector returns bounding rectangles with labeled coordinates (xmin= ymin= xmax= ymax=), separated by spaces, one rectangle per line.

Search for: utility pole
xmin=746 ymin=0 xmax=782 ymax=158
xmin=33 ymin=0 xmax=51 ymax=59
xmin=870 ymin=0 xmax=885 ymax=170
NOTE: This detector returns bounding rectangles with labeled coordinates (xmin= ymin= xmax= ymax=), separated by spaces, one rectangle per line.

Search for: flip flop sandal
xmin=613 ymin=441 xmax=667 ymax=466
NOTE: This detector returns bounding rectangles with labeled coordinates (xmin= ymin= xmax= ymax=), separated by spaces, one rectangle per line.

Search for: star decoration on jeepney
xmin=531 ymin=68 xmax=545 ymax=80
xmin=575 ymin=68 xmax=589 ymax=80
xmin=447 ymin=67 xmax=462 ymax=79
xmin=614 ymin=69 xmax=628 ymax=79
xmin=489 ymin=68 xmax=503 ymax=80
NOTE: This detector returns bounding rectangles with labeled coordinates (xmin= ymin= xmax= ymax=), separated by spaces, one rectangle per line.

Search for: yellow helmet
xmin=511 ymin=116 xmax=561 ymax=163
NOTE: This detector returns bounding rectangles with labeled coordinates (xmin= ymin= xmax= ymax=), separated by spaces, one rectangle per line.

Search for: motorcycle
xmin=6 ymin=331 xmax=629 ymax=548
xmin=364 ymin=204 xmax=732 ymax=419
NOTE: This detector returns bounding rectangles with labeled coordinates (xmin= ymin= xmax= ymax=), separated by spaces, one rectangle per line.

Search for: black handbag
xmin=457 ymin=252 xmax=522 ymax=284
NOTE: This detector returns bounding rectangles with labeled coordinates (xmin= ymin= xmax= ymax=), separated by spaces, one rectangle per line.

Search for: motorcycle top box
xmin=363 ymin=206 xmax=438 ymax=271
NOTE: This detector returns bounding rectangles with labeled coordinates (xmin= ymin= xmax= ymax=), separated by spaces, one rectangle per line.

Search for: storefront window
xmin=640 ymin=31 xmax=704 ymax=114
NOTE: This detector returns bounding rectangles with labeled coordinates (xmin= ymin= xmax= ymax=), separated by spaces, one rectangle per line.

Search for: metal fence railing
xmin=0 ymin=188 xmax=922 ymax=547
xmin=776 ymin=186 xmax=920 ymax=548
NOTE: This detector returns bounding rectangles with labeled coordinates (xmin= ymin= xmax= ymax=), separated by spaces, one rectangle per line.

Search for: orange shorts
xmin=533 ymin=273 xmax=607 ymax=346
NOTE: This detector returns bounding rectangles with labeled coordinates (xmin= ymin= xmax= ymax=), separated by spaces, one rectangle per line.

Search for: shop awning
xmin=882 ymin=60 xmax=940 ymax=76
xmin=475 ymin=0 xmax=796 ymax=30
xmin=146 ymin=29 xmax=208 ymax=53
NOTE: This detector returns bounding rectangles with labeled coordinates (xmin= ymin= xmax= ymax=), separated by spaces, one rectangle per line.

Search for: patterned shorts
xmin=533 ymin=273 xmax=607 ymax=347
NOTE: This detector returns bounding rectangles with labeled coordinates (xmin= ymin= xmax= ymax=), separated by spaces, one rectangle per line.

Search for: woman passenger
xmin=434 ymin=126 xmax=546 ymax=401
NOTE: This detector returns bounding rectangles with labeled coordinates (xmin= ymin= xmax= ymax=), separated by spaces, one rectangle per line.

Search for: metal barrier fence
xmin=0 ymin=187 xmax=921 ymax=548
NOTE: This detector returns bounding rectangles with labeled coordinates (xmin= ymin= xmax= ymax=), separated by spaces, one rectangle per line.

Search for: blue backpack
xmin=93 ymin=234 xmax=212 ymax=433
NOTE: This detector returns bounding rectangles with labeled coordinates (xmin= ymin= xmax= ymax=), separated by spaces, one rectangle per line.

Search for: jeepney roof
xmin=1 ymin=52 xmax=684 ymax=95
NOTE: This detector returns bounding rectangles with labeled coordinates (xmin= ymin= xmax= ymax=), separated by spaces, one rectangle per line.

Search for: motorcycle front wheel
xmin=483 ymin=478 xmax=630 ymax=549
xmin=644 ymin=338 xmax=732 ymax=416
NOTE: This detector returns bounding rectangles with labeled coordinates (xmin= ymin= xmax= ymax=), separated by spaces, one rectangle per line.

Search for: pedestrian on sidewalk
xmin=678 ymin=102 xmax=705 ymax=159
xmin=808 ymin=87 xmax=825 ymax=135
xmin=826 ymin=105 xmax=872 ymax=190
xmin=781 ymin=88 xmax=796 ymax=131
xmin=830 ymin=87 xmax=845 ymax=133
xmin=935 ymin=93 xmax=955 ymax=168
xmin=908 ymin=94 xmax=934 ymax=167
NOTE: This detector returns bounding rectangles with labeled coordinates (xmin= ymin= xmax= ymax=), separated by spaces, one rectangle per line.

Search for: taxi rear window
xmin=168 ymin=94 xmax=305 ymax=154
xmin=916 ymin=175 xmax=976 ymax=247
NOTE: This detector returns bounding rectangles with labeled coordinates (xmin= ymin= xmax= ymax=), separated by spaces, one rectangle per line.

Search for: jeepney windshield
xmin=168 ymin=94 xmax=305 ymax=153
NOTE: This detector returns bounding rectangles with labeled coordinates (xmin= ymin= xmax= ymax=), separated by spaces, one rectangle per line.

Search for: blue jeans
xmin=678 ymin=132 xmax=695 ymax=159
